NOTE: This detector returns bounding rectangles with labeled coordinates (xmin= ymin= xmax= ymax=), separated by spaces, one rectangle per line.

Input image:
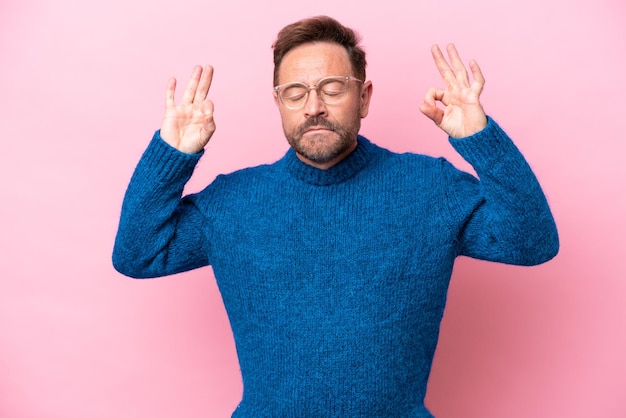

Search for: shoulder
xmin=371 ymin=142 xmax=457 ymax=179
xmin=190 ymin=159 xmax=284 ymax=205
xmin=360 ymin=138 xmax=479 ymax=198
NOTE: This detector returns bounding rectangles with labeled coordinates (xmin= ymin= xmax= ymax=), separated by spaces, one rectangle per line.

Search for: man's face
xmin=274 ymin=42 xmax=372 ymax=169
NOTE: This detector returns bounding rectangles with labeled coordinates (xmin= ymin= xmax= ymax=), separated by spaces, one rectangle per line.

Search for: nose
xmin=303 ymin=88 xmax=327 ymax=117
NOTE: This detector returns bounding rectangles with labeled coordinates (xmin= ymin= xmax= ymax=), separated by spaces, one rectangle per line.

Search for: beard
xmin=283 ymin=115 xmax=361 ymax=166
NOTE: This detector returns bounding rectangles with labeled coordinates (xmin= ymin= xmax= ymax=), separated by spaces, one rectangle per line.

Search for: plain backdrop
xmin=1 ymin=0 xmax=625 ymax=417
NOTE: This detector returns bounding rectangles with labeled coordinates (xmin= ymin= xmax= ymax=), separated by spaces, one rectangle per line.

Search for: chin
xmin=302 ymin=137 xmax=355 ymax=165
xmin=286 ymin=124 xmax=358 ymax=165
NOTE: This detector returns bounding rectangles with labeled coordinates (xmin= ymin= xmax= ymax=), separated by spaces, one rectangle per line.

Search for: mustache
xmin=296 ymin=117 xmax=338 ymax=137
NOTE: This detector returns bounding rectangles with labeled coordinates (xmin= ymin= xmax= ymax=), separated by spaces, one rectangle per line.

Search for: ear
xmin=359 ymin=80 xmax=373 ymax=118
xmin=273 ymin=91 xmax=280 ymax=107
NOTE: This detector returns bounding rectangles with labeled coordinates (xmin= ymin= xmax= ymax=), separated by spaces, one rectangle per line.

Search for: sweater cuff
xmin=137 ymin=130 xmax=205 ymax=183
xmin=448 ymin=116 xmax=521 ymax=171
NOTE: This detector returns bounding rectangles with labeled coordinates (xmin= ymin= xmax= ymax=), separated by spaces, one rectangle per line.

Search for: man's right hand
xmin=160 ymin=65 xmax=216 ymax=154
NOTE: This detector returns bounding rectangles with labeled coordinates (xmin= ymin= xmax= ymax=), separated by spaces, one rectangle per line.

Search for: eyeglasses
xmin=274 ymin=76 xmax=363 ymax=110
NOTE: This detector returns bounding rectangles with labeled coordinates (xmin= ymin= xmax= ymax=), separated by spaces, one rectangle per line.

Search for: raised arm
xmin=112 ymin=66 xmax=217 ymax=278
xmin=420 ymin=45 xmax=558 ymax=265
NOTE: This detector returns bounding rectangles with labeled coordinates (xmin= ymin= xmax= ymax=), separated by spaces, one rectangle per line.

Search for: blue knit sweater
xmin=113 ymin=117 xmax=558 ymax=417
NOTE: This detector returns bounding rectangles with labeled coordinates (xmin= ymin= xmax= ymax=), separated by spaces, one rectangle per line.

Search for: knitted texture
xmin=113 ymin=117 xmax=558 ymax=417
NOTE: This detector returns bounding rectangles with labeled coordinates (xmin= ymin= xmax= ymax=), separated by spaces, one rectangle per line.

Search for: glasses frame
xmin=274 ymin=76 xmax=364 ymax=110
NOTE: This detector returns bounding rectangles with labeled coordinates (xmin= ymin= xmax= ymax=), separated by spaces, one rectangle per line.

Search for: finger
xmin=446 ymin=44 xmax=469 ymax=86
xmin=431 ymin=44 xmax=456 ymax=87
xmin=419 ymin=102 xmax=444 ymax=126
xmin=469 ymin=59 xmax=485 ymax=95
xmin=165 ymin=77 xmax=176 ymax=108
xmin=181 ymin=65 xmax=203 ymax=104
xmin=194 ymin=65 xmax=214 ymax=103
xmin=202 ymin=99 xmax=215 ymax=120
xmin=201 ymin=100 xmax=217 ymax=143
xmin=424 ymin=87 xmax=448 ymax=106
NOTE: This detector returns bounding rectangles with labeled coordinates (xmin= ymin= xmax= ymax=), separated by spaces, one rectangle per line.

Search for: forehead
xmin=277 ymin=42 xmax=353 ymax=84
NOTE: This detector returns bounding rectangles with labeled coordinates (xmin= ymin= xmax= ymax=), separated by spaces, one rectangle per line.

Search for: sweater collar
xmin=282 ymin=135 xmax=375 ymax=186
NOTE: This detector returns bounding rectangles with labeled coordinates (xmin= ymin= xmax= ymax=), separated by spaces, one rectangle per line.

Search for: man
xmin=113 ymin=15 xmax=558 ymax=417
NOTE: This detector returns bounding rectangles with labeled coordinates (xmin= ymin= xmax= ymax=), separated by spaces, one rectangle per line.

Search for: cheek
xmin=279 ymin=110 xmax=299 ymax=132
xmin=336 ymin=101 xmax=362 ymax=124
xmin=277 ymin=108 xmax=289 ymax=124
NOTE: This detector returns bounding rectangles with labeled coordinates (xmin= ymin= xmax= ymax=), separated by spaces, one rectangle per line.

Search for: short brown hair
xmin=272 ymin=16 xmax=367 ymax=85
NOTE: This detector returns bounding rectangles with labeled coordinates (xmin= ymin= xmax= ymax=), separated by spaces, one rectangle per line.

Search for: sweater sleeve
xmin=444 ymin=117 xmax=559 ymax=266
xmin=112 ymin=131 xmax=211 ymax=278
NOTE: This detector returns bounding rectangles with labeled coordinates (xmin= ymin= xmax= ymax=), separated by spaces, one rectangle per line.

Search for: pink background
xmin=1 ymin=0 xmax=625 ymax=416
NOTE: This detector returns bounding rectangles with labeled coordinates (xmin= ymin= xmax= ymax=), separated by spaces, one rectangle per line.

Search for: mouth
xmin=305 ymin=127 xmax=331 ymax=133
xmin=303 ymin=125 xmax=336 ymax=136
xmin=297 ymin=118 xmax=337 ymax=138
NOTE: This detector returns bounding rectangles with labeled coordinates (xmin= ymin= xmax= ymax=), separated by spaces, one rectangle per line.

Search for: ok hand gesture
xmin=419 ymin=44 xmax=487 ymax=139
xmin=160 ymin=65 xmax=216 ymax=154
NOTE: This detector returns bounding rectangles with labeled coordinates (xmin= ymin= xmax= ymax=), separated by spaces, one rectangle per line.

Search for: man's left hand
xmin=419 ymin=44 xmax=488 ymax=139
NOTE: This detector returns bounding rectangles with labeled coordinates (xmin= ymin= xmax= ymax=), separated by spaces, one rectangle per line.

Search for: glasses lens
xmin=280 ymin=84 xmax=308 ymax=109
xmin=277 ymin=77 xmax=355 ymax=109
xmin=319 ymin=78 xmax=348 ymax=104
